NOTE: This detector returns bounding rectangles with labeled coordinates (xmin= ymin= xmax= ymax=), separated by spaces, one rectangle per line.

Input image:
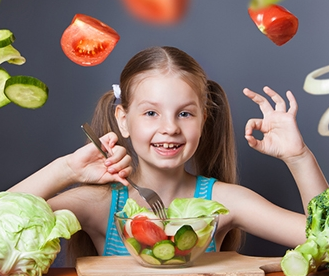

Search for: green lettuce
xmin=0 ymin=44 xmax=26 ymax=65
xmin=167 ymin=198 xmax=229 ymax=218
xmin=0 ymin=192 xmax=81 ymax=276
xmin=123 ymin=198 xmax=149 ymax=217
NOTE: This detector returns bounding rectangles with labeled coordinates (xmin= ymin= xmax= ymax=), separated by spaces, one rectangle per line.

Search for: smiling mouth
xmin=152 ymin=143 xmax=181 ymax=149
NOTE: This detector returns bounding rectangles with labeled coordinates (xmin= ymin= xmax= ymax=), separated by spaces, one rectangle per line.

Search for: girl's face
xmin=116 ymin=72 xmax=206 ymax=171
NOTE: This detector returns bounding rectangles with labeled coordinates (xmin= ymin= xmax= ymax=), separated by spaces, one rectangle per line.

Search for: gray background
xmin=1 ymin=0 xmax=329 ymax=261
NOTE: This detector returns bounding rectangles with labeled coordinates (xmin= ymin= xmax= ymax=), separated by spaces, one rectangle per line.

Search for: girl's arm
xmin=243 ymin=86 xmax=328 ymax=212
xmin=8 ymin=132 xmax=132 ymax=200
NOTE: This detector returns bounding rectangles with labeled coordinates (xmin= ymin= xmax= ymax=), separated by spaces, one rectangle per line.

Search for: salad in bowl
xmin=115 ymin=197 xmax=228 ymax=268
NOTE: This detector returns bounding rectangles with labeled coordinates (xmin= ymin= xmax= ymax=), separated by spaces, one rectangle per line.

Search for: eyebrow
xmin=138 ymin=99 xmax=199 ymax=109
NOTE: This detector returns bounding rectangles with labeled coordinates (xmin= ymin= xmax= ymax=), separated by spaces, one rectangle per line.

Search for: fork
xmin=81 ymin=123 xmax=167 ymax=219
xmin=127 ymin=179 xmax=167 ymax=220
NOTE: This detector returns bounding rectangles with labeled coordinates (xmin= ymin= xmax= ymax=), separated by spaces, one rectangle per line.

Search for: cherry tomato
xmin=122 ymin=0 xmax=190 ymax=25
xmin=248 ymin=4 xmax=298 ymax=46
xmin=131 ymin=216 xmax=167 ymax=246
xmin=60 ymin=14 xmax=120 ymax=66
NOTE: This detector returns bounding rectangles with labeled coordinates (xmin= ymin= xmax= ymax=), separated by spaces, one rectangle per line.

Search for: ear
xmin=115 ymin=105 xmax=130 ymax=138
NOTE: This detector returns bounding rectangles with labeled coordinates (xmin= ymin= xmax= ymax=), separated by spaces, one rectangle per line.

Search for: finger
xmin=100 ymin=132 xmax=118 ymax=156
xmin=107 ymin=154 xmax=132 ymax=174
xmin=245 ymin=134 xmax=258 ymax=148
xmin=111 ymin=174 xmax=130 ymax=186
xmin=107 ymin=146 xmax=129 ymax=165
xmin=243 ymin=88 xmax=275 ymax=115
xmin=118 ymin=166 xmax=133 ymax=179
xmin=245 ymin=118 xmax=263 ymax=135
xmin=286 ymin=90 xmax=298 ymax=116
xmin=263 ymin=86 xmax=286 ymax=112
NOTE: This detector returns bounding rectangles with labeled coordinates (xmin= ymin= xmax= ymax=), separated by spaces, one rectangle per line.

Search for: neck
xmin=132 ymin=164 xmax=196 ymax=205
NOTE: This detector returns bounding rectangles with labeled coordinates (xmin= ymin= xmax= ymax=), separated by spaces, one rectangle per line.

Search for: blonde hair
xmin=67 ymin=46 xmax=243 ymax=265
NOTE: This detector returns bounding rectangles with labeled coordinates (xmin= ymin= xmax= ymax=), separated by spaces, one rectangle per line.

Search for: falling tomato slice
xmin=248 ymin=4 xmax=298 ymax=46
xmin=122 ymin=0 xmax=190 ymax=25
xmin=60 ymin=14 xmax=120 ymax=66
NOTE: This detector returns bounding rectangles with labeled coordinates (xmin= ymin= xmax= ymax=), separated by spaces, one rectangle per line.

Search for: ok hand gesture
xmin=243 ymin=86 xmax=305 ymax=162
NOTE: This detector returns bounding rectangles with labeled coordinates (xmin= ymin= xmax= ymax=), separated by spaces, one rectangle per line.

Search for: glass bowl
xmin=114 ymin=210 xmax=219 ymax=268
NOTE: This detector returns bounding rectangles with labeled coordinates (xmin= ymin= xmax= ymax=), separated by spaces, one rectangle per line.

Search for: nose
xmin=159 ymin=116 xmax=181 ymax=135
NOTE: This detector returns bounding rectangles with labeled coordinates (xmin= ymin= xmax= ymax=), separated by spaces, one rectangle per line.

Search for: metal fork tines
xmin=128 ymin=179 xmax=167 ymax=220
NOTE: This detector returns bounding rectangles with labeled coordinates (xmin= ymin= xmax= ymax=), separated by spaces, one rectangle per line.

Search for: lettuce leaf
xmin=167 ymin=198 xmax=229 ymax=218
xmin=123 ymin=198 xmax=149 ymax=217
xmin=0 ymin=192 xmax=81 ymax=276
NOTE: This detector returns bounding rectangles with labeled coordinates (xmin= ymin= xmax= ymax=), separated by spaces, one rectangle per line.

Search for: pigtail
xmin=90 ymin=90 xmax=138 ymax=170
xmin=90 ymin=90 xmax=120 ymax=140
xmin=194 ymin=80 xmax=237 ymax=184
xmin=194 ymin=80 xmax=244 ymax=252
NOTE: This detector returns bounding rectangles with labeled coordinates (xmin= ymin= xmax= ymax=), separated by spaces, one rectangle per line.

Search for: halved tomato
xmin=60 ymin=14 xmax=120 ymax=66
xmin=122 ymin=0 xmax=190 ymax=25
xmin=131 ymin=216 xmax=167 ymax=246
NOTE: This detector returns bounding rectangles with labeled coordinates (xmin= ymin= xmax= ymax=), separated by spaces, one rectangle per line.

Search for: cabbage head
xmin=0 ymin=192 xmax=81 ymax=276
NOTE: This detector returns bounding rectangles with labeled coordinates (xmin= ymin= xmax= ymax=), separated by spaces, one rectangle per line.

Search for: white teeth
xmin=154 ymin=143 xmax=178 ymax=148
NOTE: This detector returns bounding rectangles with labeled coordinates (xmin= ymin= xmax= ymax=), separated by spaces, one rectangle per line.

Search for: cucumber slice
xmin=140 ymin=248 xmax=161 ymax=265
xmin=174 ymin=225 xmax=198 ymax=251
xmin=125 ymin=237 xmax=141 ymax=255
xmin=0 ymin=67 xmax=11 ymax=107
xmin=4 ymin=76 xmax=48 ymax=109
xmin=152 ymin=240 xmax=175 ymax=261
xmin=0 ymin=29 xmax=15 ymax=48
xmin=163 ymin=255 xmax=186 ymax=265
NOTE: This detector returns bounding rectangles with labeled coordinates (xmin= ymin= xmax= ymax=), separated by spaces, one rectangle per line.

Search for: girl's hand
xmin=66 ymin=132 xmax=132 ymax=186
xmin=243 ymin=86 xmax=306 ymax=161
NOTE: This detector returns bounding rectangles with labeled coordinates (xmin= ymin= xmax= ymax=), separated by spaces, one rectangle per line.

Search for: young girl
xmin=9 ymin=46 xmax=328 ymax=264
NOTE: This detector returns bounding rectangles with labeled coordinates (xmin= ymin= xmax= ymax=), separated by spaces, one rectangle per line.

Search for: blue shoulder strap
xmin=103 ymin=186 xmax=129 ymax=256
xmin=194 ymin=175 xmax=217 ymax=199
xmin=194 ymin=175 xmax=218 ymax=252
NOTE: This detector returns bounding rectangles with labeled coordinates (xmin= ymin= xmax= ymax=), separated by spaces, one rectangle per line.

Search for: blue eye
xmin=146 ymin=111 xmax=157 ymax=116
xmin=179 ymin=111 xmax=191 ymax=117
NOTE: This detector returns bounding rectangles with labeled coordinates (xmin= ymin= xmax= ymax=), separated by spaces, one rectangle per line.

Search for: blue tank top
xmin=103 ymin=175 xmax=217 ymax=256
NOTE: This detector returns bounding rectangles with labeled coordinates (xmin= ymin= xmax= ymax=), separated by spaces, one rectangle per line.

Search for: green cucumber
xmin=152 ymin=240 xmax=175 ymax=261
xmin=4 ymin=76 xmax=48 ymax=109
xmin=162 ymin=255 xmax=186 ymax=265
xmin=125 ymin=237 xmax=141 ymax=255
xmin=0 ymin=30 xmax=15 ymax=48
xmin=174 ymin=225 xmax=198 ymax=251
xmin=140 ymin=248 xmax=161 ymax=265
xmin=0 ymin=67 xmax=11 ymax=107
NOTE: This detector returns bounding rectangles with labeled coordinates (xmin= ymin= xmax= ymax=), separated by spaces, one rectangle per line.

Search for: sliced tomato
xmin=131 ymin=216 xmax=167 ymax=246
xmin=248 ymin=4 xmax=298 ymax=46
xmin=60 ymin=14 xmax=120 ymax=66
xmin=122 ymin=0 xmax=190 ymax=25
xmin=174 ymin=247 xmax=192 ymax=256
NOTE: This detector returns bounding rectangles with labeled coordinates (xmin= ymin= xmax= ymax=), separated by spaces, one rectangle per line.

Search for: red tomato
xmin=131 ymin=216 xmax=167 ymax=246
xmin=122 ymin=0 xmax=190 ymax=25
xmin=174 ymin=246 xmax=192 ymax=256
xmin=60 ymin=14 xmax=120 ymax=66
xmin=248 ymin=4 xmax=298 ymax=46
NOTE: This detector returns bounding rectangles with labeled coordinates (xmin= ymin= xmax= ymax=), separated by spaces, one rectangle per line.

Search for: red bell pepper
xmin=248 ymin=4 xmax=299 ymax=46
